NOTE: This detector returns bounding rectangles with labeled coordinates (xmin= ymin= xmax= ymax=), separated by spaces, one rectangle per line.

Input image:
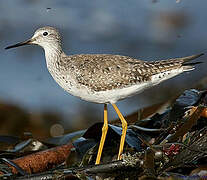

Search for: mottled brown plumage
xmin=59 ymin=53 xmax=203 ymax=92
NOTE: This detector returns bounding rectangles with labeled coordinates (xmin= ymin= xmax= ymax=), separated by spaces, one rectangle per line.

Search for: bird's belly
xmin=64 ymin=82 xmax=152 ymax=104
xmin=91 ymin=82 xmax=152 ymax=103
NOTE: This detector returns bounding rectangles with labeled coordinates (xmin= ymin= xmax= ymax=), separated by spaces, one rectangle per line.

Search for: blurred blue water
xmin=0 ymin=0 xmax=207 ymax=124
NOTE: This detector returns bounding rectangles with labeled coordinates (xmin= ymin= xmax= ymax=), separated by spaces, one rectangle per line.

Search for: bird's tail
xmin=143 ymin=53 xmax=204 ymax=85
xmin=179 ymin=53 xmax=204 ymax=71
xmin=173 ymin=53 xmax=204 ymax=63
xmin=153 ymin=53 xmax=204 ymax=73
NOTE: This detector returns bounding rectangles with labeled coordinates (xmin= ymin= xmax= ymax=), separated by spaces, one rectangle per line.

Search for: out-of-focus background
xmin=0 ymin=0 xmax=206 ymax=137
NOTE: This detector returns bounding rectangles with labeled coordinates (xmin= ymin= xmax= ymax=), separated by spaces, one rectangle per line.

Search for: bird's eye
xmin=43 ymin=32 xmax=48 ymax=36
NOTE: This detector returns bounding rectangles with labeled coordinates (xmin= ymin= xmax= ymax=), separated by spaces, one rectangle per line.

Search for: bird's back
xmin=59 ymin=53 xmax=202 ymax=92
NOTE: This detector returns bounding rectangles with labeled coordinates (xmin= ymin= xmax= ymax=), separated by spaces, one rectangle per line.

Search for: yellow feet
xmin=112 ymin=103 xmax=127 ymax=160
xmin=95 ymin=104 xmax=108 ymax=164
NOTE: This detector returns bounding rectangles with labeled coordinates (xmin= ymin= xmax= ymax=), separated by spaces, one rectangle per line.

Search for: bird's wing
xmin=67 ymin=54 xmax=150 ymax=91
xmin=66 ymin=54 xmax=203 ymax=92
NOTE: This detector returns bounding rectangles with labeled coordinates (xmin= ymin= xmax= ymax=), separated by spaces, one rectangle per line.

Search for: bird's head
xmin=5 ymin=26 xmax=62 ymax=50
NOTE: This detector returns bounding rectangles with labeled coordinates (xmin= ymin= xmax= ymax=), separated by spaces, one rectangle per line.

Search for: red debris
xmin=2 ymin=143 xmax=74 ymax=174
xmin=163 ymin=144 xmax=180 ymax=156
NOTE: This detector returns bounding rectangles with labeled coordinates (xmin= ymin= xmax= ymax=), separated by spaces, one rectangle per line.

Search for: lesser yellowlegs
xmin=5 ymin=26 xmax=203 ymax=164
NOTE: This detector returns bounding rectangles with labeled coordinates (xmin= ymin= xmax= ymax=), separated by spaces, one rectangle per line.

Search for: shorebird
xmin=5 ymin=26 xmax=203 ymax=164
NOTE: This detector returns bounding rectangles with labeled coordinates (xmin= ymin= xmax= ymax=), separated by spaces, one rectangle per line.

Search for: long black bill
xmin=5 ymin=39 xmax=33 ymax=50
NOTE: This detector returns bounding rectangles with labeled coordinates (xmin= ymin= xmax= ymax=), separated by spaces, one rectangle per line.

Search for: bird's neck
xmin=44 ymin=45 xmax=64 ymax=68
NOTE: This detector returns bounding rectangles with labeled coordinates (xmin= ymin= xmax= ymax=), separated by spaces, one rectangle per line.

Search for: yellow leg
xmin=95 ymin=104 xmax=108 ymax=164
xmin=112 ymin=103 xmax=127 ymax=160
